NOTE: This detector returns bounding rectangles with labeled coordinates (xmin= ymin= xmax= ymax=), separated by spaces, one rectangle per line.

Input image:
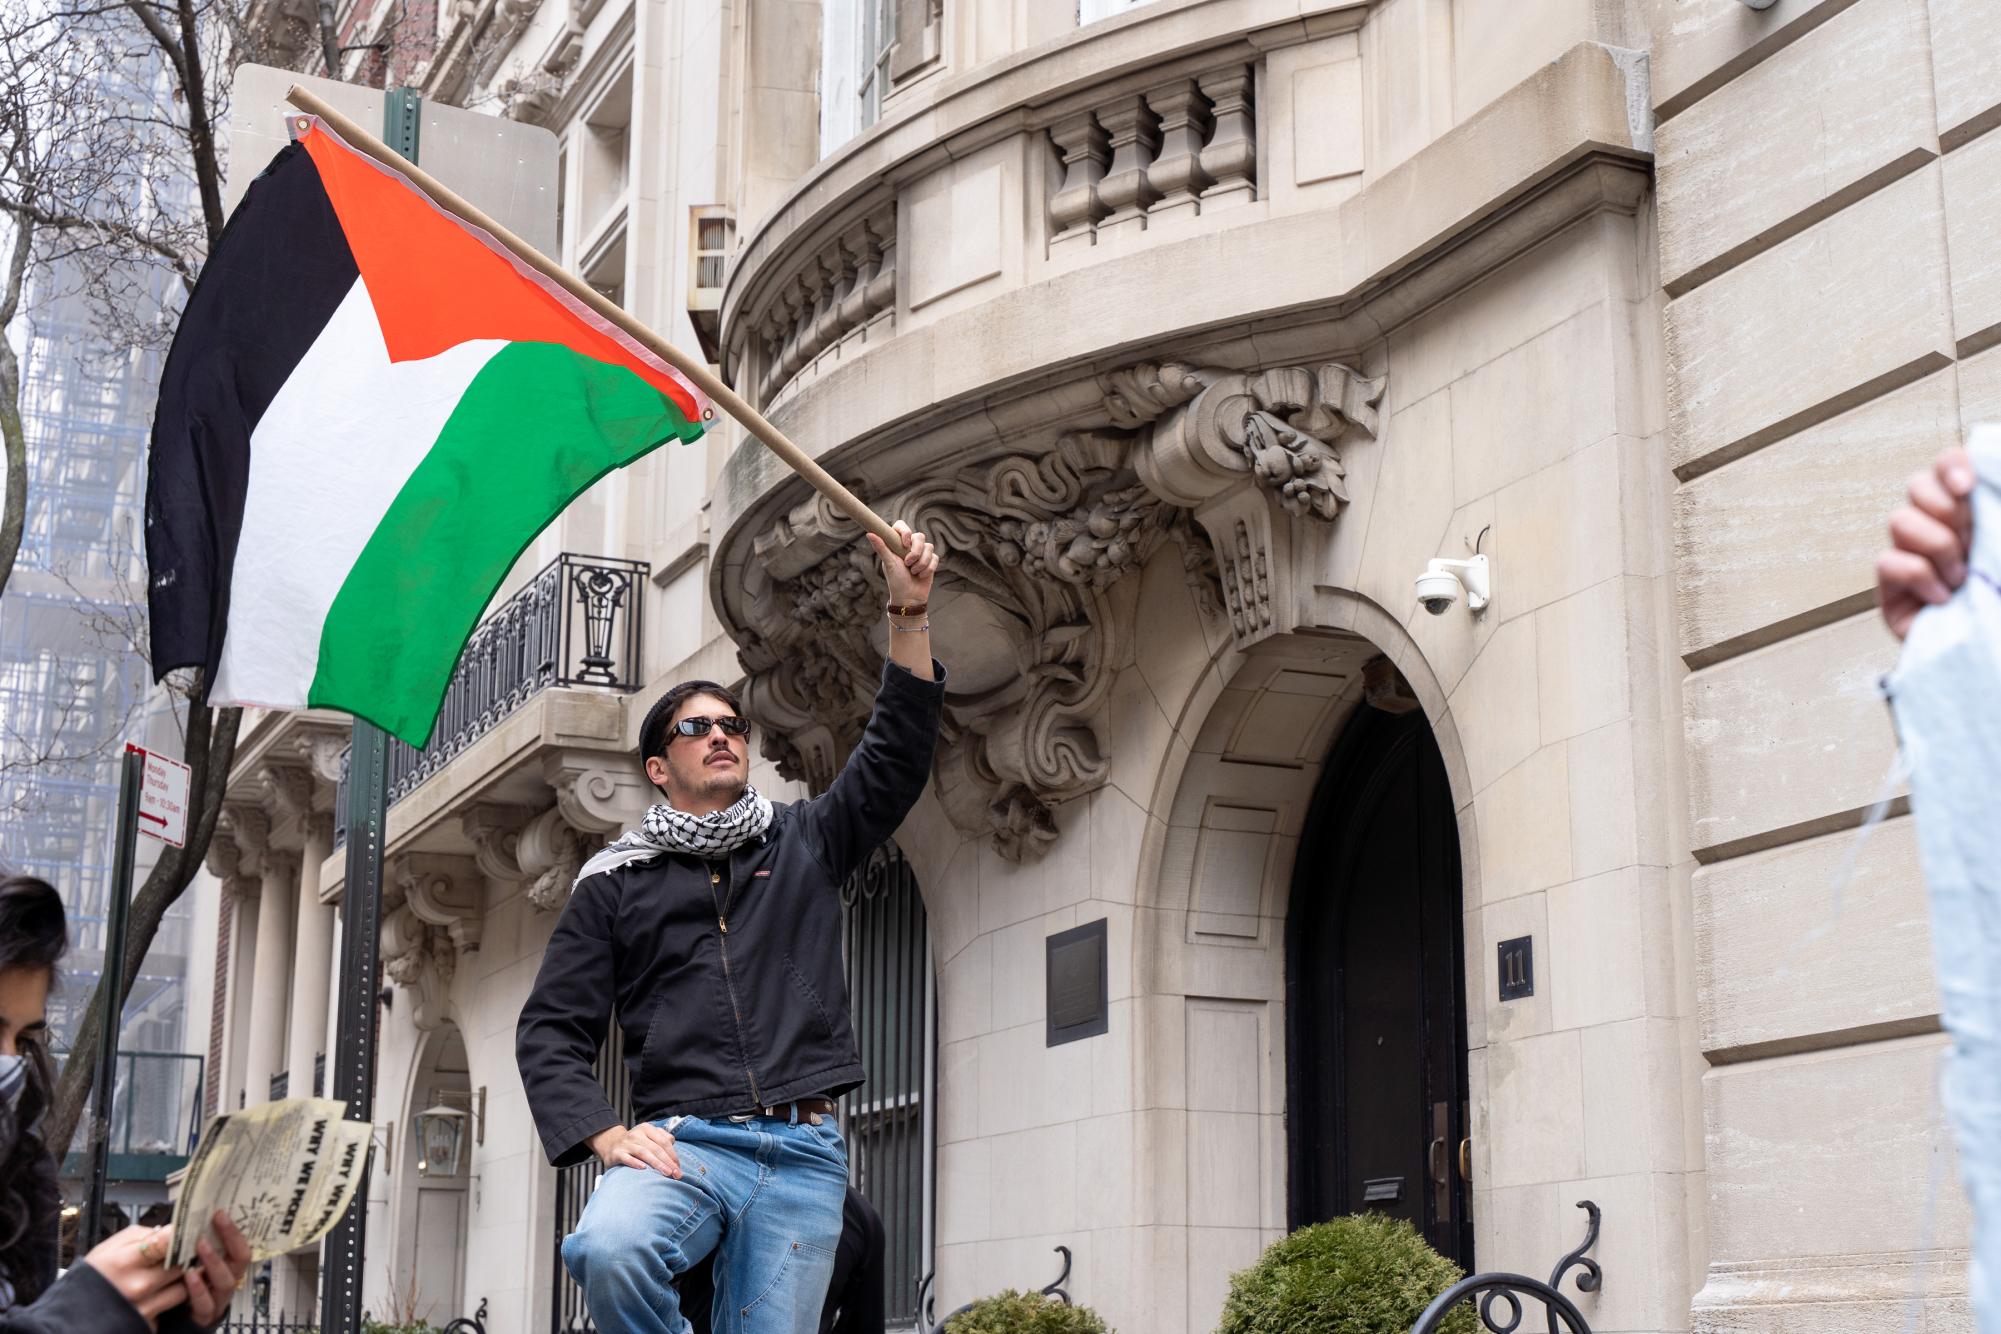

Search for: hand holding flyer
xmin=170 ymin=1097 xmax=374 ymax=1267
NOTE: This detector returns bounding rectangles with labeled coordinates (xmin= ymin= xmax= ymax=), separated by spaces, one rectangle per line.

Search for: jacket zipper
xmin=711 ymin=863 xmax=762 ymax=1105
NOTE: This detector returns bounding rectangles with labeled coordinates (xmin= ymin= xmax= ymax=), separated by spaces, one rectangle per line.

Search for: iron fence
xmin=838 ymin=841 xmax=934 ymax=1327
xmin=336 ymin=554 xmax=647 ymax=843
xmin=551 ymin=1023 xmax=630 ymax=1334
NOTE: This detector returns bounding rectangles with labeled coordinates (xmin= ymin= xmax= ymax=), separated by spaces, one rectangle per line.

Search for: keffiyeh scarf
xmin=574 ymin=786 xmax=775 ymax=886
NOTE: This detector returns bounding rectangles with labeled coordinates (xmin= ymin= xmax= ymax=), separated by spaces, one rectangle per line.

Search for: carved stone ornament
xmin=518 ymin=808 xmax=591 ymax=912
xmin=545 ymin=751 xmax=653 ymax=837
xmin=732 ymin=355 xmax=1382 ymax=859
xmin=461 ymin=803 xmax=534 ymax=883
xmin=205 ymin=831 xmax=258 ymax=902
xmin=221 ymin=806 xmax=270 ymax=879
xmin=306 ymin=733 xmax=349 ymax=785
xmin=737 ymin=433 xmax=1213 ymax=861
xmin=392 ymin=853 xmax=483 ymax=955
xmin=463 ymin=801 xmax=593 ymax=912
xmin=1119 ymin=358 xmax=1384 ymax=648
xmin=266 ymin=764 xmax=318 ymax=827
xmin=380 ymin=905 xmax=453 ymax=1032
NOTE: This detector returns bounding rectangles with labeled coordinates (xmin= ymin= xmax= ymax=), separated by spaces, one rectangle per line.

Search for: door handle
xmin=1428 ymin=1136 xmax=1447 ymax=1185
xmin=1459 ymin=1137 xmax=1472 ymax=1182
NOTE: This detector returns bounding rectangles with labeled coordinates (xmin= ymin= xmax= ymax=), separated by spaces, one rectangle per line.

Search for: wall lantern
xmin=414 ymin=1104 xmax=468 ymax=1178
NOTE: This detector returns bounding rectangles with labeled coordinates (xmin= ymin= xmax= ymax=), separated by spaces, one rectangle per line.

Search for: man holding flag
xmin=144 ymin=96 xmax=947 ymax=1334
xmin=518 ymin=519 xmax=940 ymax=1334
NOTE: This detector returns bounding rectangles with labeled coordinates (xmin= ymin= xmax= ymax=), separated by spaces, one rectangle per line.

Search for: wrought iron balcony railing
xmin=336 ymin=553 xmax=648 ymax=842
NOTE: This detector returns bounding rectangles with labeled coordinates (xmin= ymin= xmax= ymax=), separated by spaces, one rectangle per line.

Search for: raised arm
xmin=797 ymin=521 xmax=946 ymax=880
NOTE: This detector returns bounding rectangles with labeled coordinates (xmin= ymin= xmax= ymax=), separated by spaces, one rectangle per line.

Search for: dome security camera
xmin=1415 ymin=554 xmax=1490 ymax=616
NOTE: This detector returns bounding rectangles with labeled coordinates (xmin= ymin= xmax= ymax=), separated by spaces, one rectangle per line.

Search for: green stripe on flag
xmin=309 ymin=340 xmax=704 ymax=745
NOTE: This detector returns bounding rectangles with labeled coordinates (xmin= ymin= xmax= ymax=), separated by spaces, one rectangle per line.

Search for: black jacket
xmin=518 ymin=658 xmax=946 ymax=1167
xmin=1 ymin=1149 xmax=219 ymax=1334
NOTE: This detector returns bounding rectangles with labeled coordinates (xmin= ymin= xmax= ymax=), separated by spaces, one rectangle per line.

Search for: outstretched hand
xmin=1879 ymin=445 xmax=1974 ymax=640
xmin=867 ymin=521 xmax=939 ymax=605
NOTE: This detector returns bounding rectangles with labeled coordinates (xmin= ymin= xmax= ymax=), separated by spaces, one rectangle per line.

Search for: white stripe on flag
xmin=211 ymin=278 xmax=503 ymax=709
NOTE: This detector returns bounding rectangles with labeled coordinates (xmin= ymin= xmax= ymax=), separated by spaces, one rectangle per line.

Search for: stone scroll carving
xmin=1115 ymin=358 xmax=1384 ymax=646
xmin=737 ymin=433 xmax=1206 ymax=861
xmin=381 ymin=853 xmax=482 ymax=1031
xmin=733 ymin=356 xmax=1382 ymax=859
xmin=461 ymin=801 xmax=598 ymax=914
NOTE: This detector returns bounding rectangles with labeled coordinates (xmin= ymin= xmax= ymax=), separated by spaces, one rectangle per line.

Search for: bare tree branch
xmin=0 ymin=217 xmax=31 ymax=597
xmin=0 ymin=197 xmax=197 ymax=290
xmin=121 ymin=0 xmax=187 ymax=83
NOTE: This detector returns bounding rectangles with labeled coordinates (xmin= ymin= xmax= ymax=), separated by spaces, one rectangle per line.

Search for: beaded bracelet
xmin=889 ymin=620 xmax=931 ymax=632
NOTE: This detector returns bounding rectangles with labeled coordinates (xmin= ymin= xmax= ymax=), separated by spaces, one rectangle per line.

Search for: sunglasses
xmin=670 ymin=715 xmax=752 ymax=739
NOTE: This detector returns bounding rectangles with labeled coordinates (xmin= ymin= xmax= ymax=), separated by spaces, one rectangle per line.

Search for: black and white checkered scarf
xmin=575 ymin=786 xmax=774 ymax=886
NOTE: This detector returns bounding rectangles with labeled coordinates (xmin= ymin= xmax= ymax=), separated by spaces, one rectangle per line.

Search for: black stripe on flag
xmin=145 ymin=140 xmax=362 ymax=690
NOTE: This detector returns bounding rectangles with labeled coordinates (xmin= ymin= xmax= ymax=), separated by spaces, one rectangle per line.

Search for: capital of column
xmin=260 ymin=848 xmax=302 ymax=886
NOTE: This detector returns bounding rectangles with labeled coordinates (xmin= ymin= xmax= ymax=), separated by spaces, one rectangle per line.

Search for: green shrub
xmin=1216 ymin=1214 xmax=1476 ymax=1334
xmin=362 ymin=1321 xmax=438 ymax=1334
xmin=944 ymin=1290 xmax=1113 ymax=1333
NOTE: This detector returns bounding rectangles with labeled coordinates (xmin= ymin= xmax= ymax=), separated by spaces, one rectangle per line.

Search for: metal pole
xmin=83 ymin=745 xmax=143 ymax=1250
xmin=317 ymin=719 xmax=388 ymax=1334
xmin=316 ymin=87 xmax=417 ymax=1334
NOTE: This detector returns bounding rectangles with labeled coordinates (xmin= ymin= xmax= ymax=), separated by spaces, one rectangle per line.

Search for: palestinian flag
xmin=145 ymin=116 xmax=709 ymax=746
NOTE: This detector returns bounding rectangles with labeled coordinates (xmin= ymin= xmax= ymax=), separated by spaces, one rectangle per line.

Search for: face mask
xmin=0 ymin=1055 xmax=26 ymax=1110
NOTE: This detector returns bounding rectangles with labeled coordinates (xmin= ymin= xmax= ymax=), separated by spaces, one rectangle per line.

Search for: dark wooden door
xmin=1287 ymin=705 xmax=1472 ymax=1266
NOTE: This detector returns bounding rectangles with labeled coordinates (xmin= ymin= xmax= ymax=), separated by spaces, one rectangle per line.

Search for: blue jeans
xmin=562 ymin=1113 xmax=849 ymax=1334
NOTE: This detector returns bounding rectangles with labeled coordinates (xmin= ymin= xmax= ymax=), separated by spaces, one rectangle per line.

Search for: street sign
xmin=130 ymin=743 xmax=191 ymax=847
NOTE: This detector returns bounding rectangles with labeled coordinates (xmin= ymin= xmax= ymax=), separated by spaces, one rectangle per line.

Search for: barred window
xmin=837 ymin=841 xmax=935 ymax=1328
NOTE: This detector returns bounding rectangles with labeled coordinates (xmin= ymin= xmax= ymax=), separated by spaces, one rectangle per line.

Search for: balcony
xmin=336 ymin=552 xmax=648 ymax=842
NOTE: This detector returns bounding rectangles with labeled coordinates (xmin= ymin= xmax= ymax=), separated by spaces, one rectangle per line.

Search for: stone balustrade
xmin=745 ymin=199 xmax=897 ymax=407
xmin=718 ymin=0 xmax=1338 ymax=412
xmin=1048 ymin=63 xmax=1257 ymax=248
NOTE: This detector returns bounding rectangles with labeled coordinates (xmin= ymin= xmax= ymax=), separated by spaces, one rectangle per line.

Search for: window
xmin=820 ymin=0 xmax=896 ymax=157
xmin=1079 ymin=0 xmax=1156 ymax=23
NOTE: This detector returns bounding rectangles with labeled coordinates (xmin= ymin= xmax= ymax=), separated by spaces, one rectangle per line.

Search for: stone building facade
xmin=193 ymin=1 xmax=1994 ymax=1331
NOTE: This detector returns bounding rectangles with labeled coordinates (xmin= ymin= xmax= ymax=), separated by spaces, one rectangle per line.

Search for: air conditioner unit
xmin=687 ymin=205 xmax=733 ymax=364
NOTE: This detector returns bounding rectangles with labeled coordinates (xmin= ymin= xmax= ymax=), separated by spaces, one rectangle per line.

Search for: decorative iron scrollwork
xmin=1411 ymin=1200 xmax=1602 ymax=1334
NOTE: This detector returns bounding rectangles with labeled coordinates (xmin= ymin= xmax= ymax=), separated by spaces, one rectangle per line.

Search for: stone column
xmin=242 ymin=850 xmax=299 ymax=1104
xmin=322 ymin=907 xmax=343 ymax=1097
xmin=286 ymin=815 xmax=336 ymax=1100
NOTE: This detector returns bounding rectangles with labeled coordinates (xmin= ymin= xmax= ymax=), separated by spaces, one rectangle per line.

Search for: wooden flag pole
xmin=282 ymin=83 xmax=908 ymax=556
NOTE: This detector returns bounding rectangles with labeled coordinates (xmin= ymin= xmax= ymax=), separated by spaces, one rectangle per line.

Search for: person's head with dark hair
xmin=637 ymin=680 xmax=752 ymax=817
xmin=0 ymin=875 xmax=65 ymax=1302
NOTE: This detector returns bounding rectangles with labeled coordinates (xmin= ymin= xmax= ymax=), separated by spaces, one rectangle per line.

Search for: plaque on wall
xmin=1046 ymin=918 xmax=1109 ymax=1046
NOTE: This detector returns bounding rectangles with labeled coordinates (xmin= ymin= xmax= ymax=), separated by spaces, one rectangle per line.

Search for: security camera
xmin=1415 ymin=554 xmax=1490 ymax=616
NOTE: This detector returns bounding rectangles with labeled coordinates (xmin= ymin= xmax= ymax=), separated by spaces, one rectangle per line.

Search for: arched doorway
xmin=398 ymin=1023 xmax=470 ymax=1324
xmin=1286 ymin=700 xmax=1472 ymax=1266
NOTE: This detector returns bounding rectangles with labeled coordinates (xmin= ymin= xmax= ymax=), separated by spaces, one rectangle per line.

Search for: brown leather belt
xmin=727 ymin=1097 xmax=836 ymax=1125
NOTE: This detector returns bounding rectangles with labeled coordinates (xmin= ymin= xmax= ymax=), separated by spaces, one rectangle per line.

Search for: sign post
xmin=315 ymin=85 xmax=417 ymax=1334
xmin=81 ymin=745 xmax=146 ymax=1249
